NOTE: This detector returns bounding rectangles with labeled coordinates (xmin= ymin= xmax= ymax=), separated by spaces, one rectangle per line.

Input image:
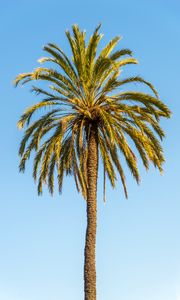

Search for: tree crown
xmin=15 ymin=24 xmax=171 ymax=199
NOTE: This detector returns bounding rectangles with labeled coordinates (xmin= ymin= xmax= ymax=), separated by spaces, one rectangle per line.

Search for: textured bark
xmin=84 ymin=125 xmax=98 ymax=300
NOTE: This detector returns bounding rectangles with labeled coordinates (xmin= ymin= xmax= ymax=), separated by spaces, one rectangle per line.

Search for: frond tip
xmin=14 ymin=73 xmax=31 ymax=86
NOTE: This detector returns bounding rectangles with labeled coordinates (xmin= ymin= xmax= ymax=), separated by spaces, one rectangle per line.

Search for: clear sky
xmin=0 ymin=0 xmax=180 ymax=299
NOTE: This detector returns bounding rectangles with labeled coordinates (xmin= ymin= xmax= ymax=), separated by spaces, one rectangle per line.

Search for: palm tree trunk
xmin=84 ymin=125 xmax=98 ymax=300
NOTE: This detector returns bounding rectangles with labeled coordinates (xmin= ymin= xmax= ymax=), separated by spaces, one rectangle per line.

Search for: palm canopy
xmin=15 ymin=24 xmax=171 ymax=199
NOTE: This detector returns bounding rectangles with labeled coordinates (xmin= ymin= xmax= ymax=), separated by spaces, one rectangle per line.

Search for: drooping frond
xmin=15 ymin=24 xmax=171 ymax=199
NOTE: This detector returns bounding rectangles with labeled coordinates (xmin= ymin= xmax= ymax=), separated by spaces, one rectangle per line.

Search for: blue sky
xmin=0 ymin=0 xmax=180 ymax=299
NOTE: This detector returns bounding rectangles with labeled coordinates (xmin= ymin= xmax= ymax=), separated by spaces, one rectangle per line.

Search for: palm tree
xmin=15 ymin=24 xmax=170 ymax=300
